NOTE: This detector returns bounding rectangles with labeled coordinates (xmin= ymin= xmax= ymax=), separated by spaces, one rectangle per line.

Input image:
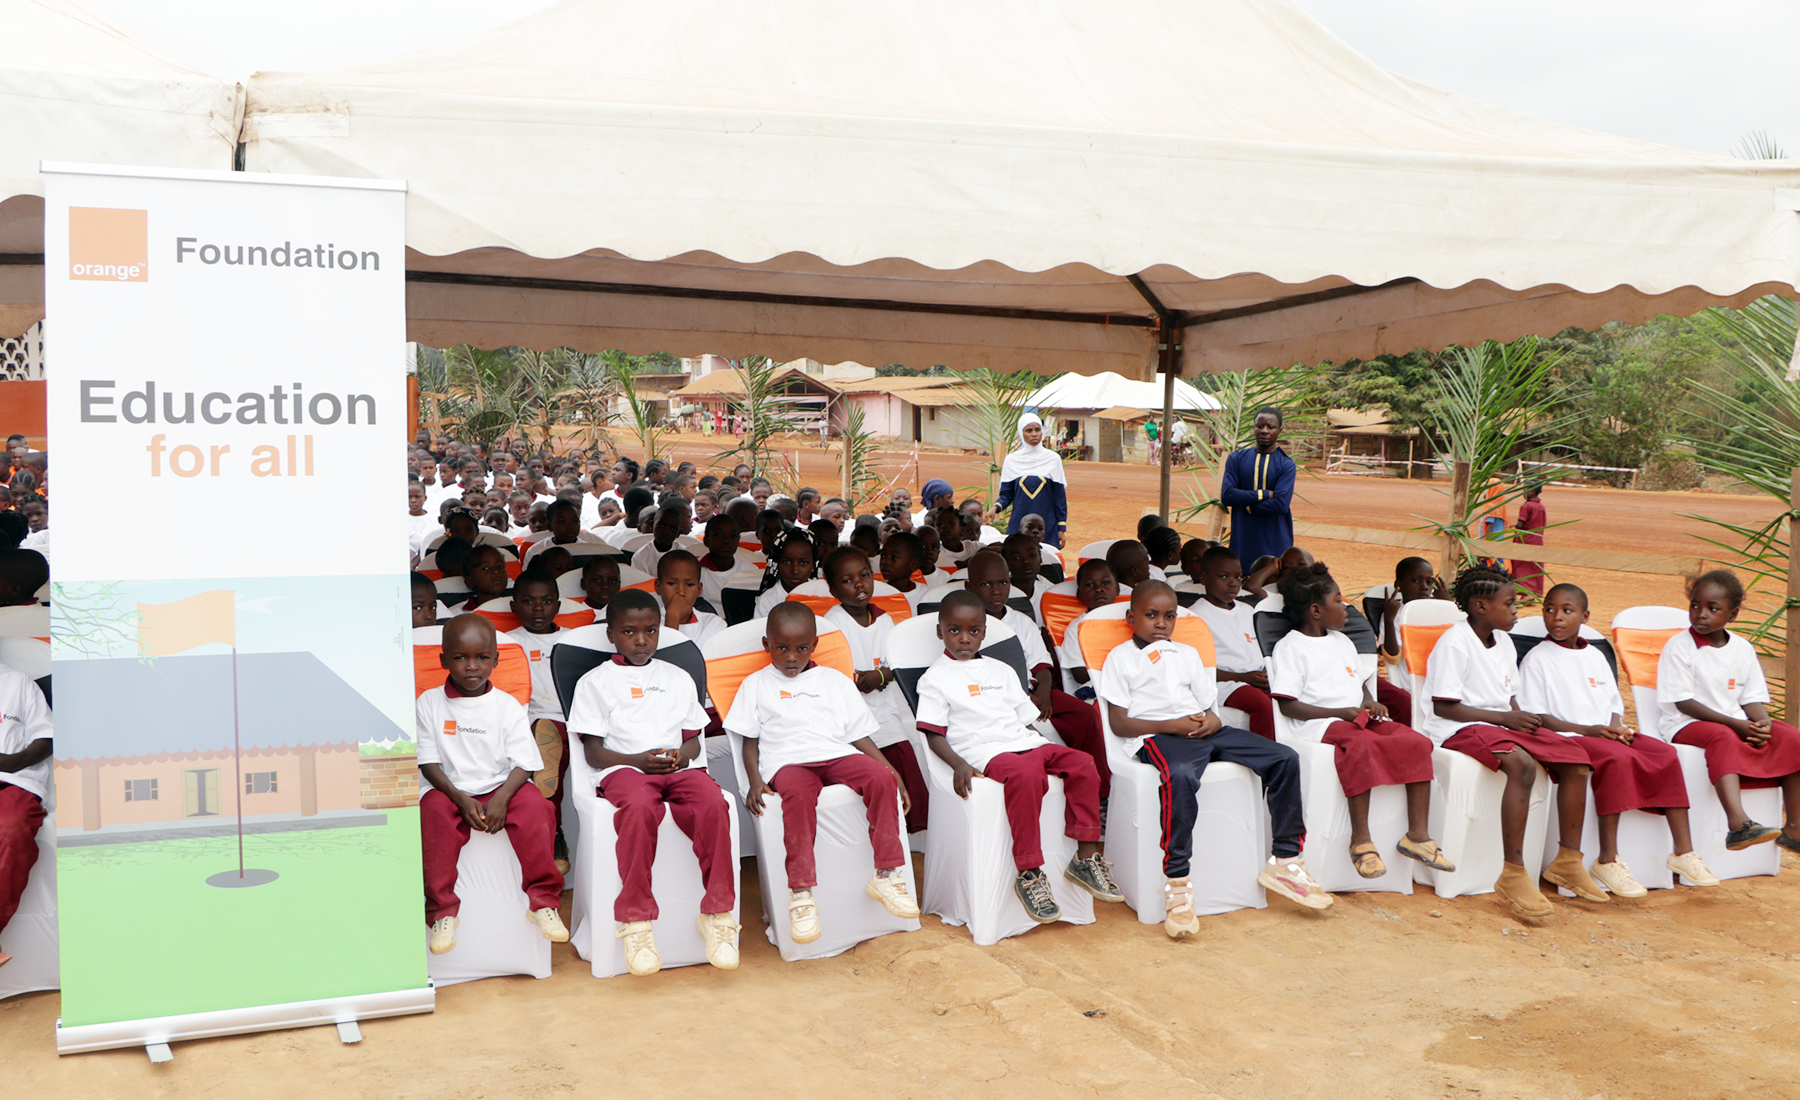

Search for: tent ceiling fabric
xmin=240 ymin=0 xmax=1800 ymax=373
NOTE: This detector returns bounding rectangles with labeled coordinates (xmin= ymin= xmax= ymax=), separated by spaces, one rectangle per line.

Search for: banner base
xmin=56 ymin=985 xmax=435 ymax=1055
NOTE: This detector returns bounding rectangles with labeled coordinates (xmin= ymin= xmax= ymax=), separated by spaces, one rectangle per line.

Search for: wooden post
xmin=1157 ymin=366 xmax=1175 ymax=522
xmin=1444 ymin=460 xmax=1472 ymax=582
xmin=840 ymin=440 xmax=851 ymax=505
xmin=1786 ymin=467 xmax=1800 ymax=717
xmin=1206 ymin=442 xmax=1229 ymax=542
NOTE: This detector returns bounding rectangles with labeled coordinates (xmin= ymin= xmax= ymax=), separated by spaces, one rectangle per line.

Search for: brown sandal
xmin=1350 ymin=843 xmax=1386 ymax=879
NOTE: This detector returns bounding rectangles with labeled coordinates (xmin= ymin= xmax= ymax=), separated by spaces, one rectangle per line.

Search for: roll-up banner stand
xmin=42 ymin=164 xmax=432 ymax=1055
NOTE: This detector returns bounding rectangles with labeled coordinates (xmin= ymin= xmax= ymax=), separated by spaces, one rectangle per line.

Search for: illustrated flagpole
xmin=232 ymin=642 xmax=243 ymax=877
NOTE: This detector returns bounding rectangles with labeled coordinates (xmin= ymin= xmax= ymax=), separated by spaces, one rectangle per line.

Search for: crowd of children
xmin=398 ymin=423 xmax=1800 ymax=981
xmin=0 ymin=437 xmax=52 ymax=971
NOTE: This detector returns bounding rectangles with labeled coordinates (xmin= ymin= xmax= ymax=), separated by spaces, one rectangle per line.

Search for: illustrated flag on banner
xmin=138 ymin=590 xmax=236 ymax=656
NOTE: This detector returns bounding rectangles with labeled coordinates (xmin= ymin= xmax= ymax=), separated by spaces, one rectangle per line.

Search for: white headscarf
xmin=1000 ymin=412 xmax=1066 ymax=484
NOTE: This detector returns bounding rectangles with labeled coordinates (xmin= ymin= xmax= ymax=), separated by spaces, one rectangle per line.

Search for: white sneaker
xmin=428 ymin=915 xmax=459 ymax=954
xmin=616 ymin=920 xmax=661 ymax=976
xmin=696 ymin=912 xmax=741 ymax=970
xmin=789 ymin=892 xmax=822 ymax=943
xmin=1257 ymin=855 xmax=1334 ymax=910
xmin=1667 ymin=850 xmax=1721 ymax=887
xmin=866 ymin=870 xmax=920 ymax=918
xmin=529 ymin=906 xmax=570 ymax=942
xmin=1163 ymin=877 xmax=1200 ymax=938
xmin=1590 ymin=859 xmax=1647 ymax=899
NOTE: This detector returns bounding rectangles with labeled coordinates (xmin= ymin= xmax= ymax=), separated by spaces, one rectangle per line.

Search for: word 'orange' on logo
xmin=69 ymin=207 xmax=148 ymax=282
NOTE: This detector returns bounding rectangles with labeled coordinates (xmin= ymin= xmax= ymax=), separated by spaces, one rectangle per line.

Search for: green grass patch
xmin=56 ymin=811 xmax=428 ymax=1027
xmin=359 ymin=740 xmax=418 ymax=757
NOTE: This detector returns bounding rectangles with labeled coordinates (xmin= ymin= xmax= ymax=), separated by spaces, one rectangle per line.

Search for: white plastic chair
xmin=778 ymin=578 xmax=915 ymax=623
xmin=411 ymin=626 xmax=552 ymax=985
xmin=1074 ymin=605 xmax=1270 ymax=921
xmin=704 ymin=619 xmax=921 ymax=961
xmin=0 ymin=791 xmax=57 ymax=1000
xmin=553 ymin=626 xmax=742 ymax=977
xmin=1076 ymin=539 xmax=1119 ymax=565
xmin=0 ymin=604 xmax=49 ymax=640
xmin=1612 ymin=606 xmax=1780 ymax=883
xmin=1395 ymin=600 xmax=1551 ymax=898
xmin=885 ymin=613 xmax=1095 ymax=945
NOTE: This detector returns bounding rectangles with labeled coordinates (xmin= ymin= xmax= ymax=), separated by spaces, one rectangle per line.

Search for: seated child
xmin=821 ymin=547 xmax=930 ymax=833
xmin=918 ymin=590 xmax=1122 ymax=923
xmin=698 ymin=514 xmax=752 ymax=615
xmin=691 ymin=489 xmax=718 ymax=525
xmin=1418 ymin=566 xmax=1608 ymax=917
xmin=966 ymin=551 xmax=1109 ymax=799
xmin=1100 ymin=581 xmax=1331 ymax=938
xmin=522 ymin=500 xmax=602 ymax=566
xmin=1055 ymin=559 xmax=1126 ymax=699
xmin=1176 ymin=537 xmax=1211 ymax=591
xmin=416 ymin=614 xmax=568 ymax=954
xmin=656 ymin=550 xmax=725 ymax=649
xmin=1018 ymin=513 xmax=1048 ymax=545
xmin=879 ymin=531 xmax=927 ymax=612
xmin=916 ymin=524 xmax=943 ymax=582
xmin=1656 ymin=569 xmax=1800 ymax=854
xmin=1373 ymin=556 xmax=1446 ymax=726
xmin=0 ymin=653 xmax=51 ymax=969
xmin=1519 ymin=583 xmax=1716 ymax=893
xmin=848 ymin=519 xmax=882 ymax=561
xmin=1104 ymin=539 xmax=1153 ymax=589
xmin=808 ymin=518 xmax=839 ymax=554
xmin=566 ymin=589 xmax=738 ymax=975
xmin=756 ymin=529 xmax=818 ymax=619
xmin=458 ymin=545 xmax=512 ymax=611
xmin=1270 ymin=563 xmax=1453 ymax=878
xmin=932 ymin=507 xmax=975 ymax=568
xmin=726 ymin=603 xmax=920 ymax=943
xmin=756 ymin=509 xmax=788 ymax=560
xmin=1001 ymin=533 xmax=1051 ymax=619
xmin=579 ymin=556 xmax=622 ymax=618
xmin=632 ymin=500 xmax=692 ymax=578
xmin=1144 ymin=527 xmax=1183 ymax=583
xmin=504 ymin=570 xmax=575 ymax=864
xmin=1245 ymin=545 xmax=1312 ymax=602
xmin=534 ymin=545 xmax=576 ymax=579
xmin=411 ymin=571 xmax=440 ymax=628
xmin=1187 ymin=545 xmax=1275 ymax=740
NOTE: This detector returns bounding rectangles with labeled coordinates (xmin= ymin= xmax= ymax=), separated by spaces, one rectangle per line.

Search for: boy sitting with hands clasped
xmin=917 ymin=590 xmax=1123 ymax=925
xmin=726 ymin=603 xmax=920 ymax=945
xmin=416 ymin=614 xmax=568 ymax=955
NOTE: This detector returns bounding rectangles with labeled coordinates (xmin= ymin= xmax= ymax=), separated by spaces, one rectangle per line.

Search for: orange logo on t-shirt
xmin=630 ymin=687 xmax=645 ymax=699
xmin=1244 ymin=632 xmax=1254 ymax=643
xmin=1728 ymin=678 xmax=1738 ymax=689
xmin=1346 ymin=667 xmax=1356 ymax=677
xmin=1147 ymin=650 xmax=1162 ymax=664
xmin=528 ymin=649 xmax=542 ymax=661
xmin=967 ymin=684 xmax=981 ymax=696
xmin=1588 ymin=677 xmax=1599 ymax=688
xmin=779 ymin=691 xmax=792 ymax=700
xmin=441 ymin=719 xmax=457 ymax=737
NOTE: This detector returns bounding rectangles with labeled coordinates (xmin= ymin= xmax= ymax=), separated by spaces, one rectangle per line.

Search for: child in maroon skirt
xmin=1517 ymin=584 xmax=1717 ymax=895
xmin=1654 ymin=569 xmax=1800 ymax=853
xmin=1416 ymin=566 xmax=1608 ymax=918
xmin=1269 ymin=562 xmax=1454 ymax=879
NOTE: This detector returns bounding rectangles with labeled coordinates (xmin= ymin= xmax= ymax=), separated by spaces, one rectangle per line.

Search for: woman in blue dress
xmin=991 ymin=413 xmax=1068 ymax=548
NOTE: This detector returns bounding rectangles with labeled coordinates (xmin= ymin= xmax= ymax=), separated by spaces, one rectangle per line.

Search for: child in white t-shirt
xmin=916 ymin=591 xmax=1121 ymax=926
xmin=1187 ymin=545 xmax=1275 ymax=739
xmin=1054 ymin=559 xmax=1123 ymax=698
xmin=655 ymin=550 xmax=725 ymax=650
xmin=501 ymin=570 xmax=574 ymax=868
xmin=0 ymin=659 xmax=50 ymax=969
xmin=565 ymin=590 xmax=738 ymax=976
xmin=416 ymin=614 xmax=567 ymax=955
xmin=726 ymin=603 xmax=919 ymax=944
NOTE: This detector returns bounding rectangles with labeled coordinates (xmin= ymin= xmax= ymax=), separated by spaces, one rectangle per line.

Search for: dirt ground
xmin=6 ymin=436 xmax=1796 ymax=1098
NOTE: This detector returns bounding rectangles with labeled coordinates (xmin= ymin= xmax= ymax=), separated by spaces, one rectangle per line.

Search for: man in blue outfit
xmin=1219 ymin=407 xmax=1295 ymax=567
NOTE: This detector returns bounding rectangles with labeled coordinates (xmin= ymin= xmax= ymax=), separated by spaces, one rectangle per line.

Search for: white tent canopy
xmin=0 ymin=0 xmax=243 ymax=335
xmin=1026 ymin=371 xmax=1218 ymax=414
xmin=240 ymin=0 xmax=1800 ymax=376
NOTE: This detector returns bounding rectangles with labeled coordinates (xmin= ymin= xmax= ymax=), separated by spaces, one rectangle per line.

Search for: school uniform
xmin=1517 ymin=639 xmax=1688 ymax=816
xmin=994 ymin=604 xmax=1110 ymax=799
xmin=565 ymin=656 xmax=734 ymax=923
xmin=755 ymin=583 xmax=801 ymax=620
xmin=1418 ymin=620 xmax=1589 ymax=770
xmin=1655 ymin=628 xmax=1800 ymax=783
xmin=1189 ymin=597 xmax=1276 ymax=740
xmin=1056 ymin=606 xmax=1101 ymax=697
xmin=655 ymin=603 xmax=725 ymax=651
xmin=1267 ymin=630 xmax=1433 ymax=798
xmin=915 ymin=654 xmax=1102 ymax=871
xmin=416 ymin=681 xmax=562 ymax=924
xmin=0 ymin=668 xmax=50 ymax=935
xmin=630 ymin=540 xmax=679 ymax=580
xmin=824 ymin=605 xmax=929 ymax=832
xmin=724 ymin=663 xmax=903 ymax=889
xmin=938 ymin=543 xmax=979 ymax=570
xmin=505 ymin=624 xmax=574 ymax=830
xmin=1098 ymin=637 xmax=1304 ymax=873
xmin=699 ymin=556 xmax=758 ymax=622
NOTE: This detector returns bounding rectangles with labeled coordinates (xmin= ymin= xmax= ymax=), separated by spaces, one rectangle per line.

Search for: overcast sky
xmin=89 ymin=0 xmax=1798 ymax=157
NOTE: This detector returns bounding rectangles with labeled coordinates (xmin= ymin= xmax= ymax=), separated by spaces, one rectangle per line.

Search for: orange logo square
xmin=529 ymin=649 xmax=542 ymax=661
xmin=630 ymin=687 xmax=645 ymax=699
xmin=441 ymin=719 xmax=457 ymax=737
xmin=1728 ymin=678 xmax=1738 ymax=689
xmin=967 ymin=684 xmax=981 ymax=696
xmin=1346 ymin=667 xmax=1356 ymax=677
xmin=69 ymin=207 xmax=148 ymax=282
xmin=1147 ymin=650 xmax=1162 ymax=664
xmin=779 ymin=691 xmax=792 ymax=700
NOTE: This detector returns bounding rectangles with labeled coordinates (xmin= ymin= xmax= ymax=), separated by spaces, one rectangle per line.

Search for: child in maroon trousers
xmin=916 ymin=591 xmax=1122 ymax=925
xmin=0 ymin=659 xmax=51 ymax=970
xmin=727 ymin=603 xmax=920 ymax=945
xmin=565 ymin=589 xmax=738 ymax=976
xmin=417 ymin=614 xmax=567 ymax=955
xmin=1656 ymin=570 xmax=1800 ymax=854
xmin=1518 ymin=583 xmax=1717 ymax=895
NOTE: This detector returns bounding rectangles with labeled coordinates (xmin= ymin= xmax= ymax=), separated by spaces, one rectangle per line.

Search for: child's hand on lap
xmin=483 ymin=792 xmax=511 ymax=833
xmin=1365 ymin=700 xmax=1390 ymax=722
xmin=1740 ymin=719 xmax=1772 ymax=746
xmin=952 ymin=761 xmax=984 ymax=799
xmin=854 ymin=670 xmax=883 ymax=694
xmin=638 ymin=748 xmax=681 ymax=774
xmin=454 ymin=793 xmax=488 ymax=832
xmin=1499 ymin=709 xmax=1542 ymax=733
xmin=745 ymin=778 xmax=769 ymax=816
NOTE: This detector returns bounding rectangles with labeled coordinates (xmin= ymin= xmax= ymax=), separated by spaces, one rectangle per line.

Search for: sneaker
xmin=1014 ymin=868 xmax=1062 ymax=924
xmin=1589 ymin=860 xmax=1647 ymax=899
xmin=696 ymin=912 xmax=741 ymax=970
xmin=1779 ymin=831 xmax=1800 ymax=855
xmin=1064 ymin=853 xmax=1125 ymax=903
xmin=866 ymin=871 xmax=920 ymax=919
xmin=1163 ymin=876 xmax=1200 ymax=938
xmin=1257 ymin=856 xmax=1334 ymax=910
xmin=529 ymin=906 xmax=570 ymax=942
xmin=1395 ymin=834 xmax=1457 ymax=872
xmin=1666 ymin=850 xmax=1720 ymax=887
xmin=1543 ymin=846 xmax=1610 ymax=903
xmin=789 ymin=892 xmax=822 ymax=944
xmin=616 ymin=920 xmax=661 ymax=976
xmin=428 ymin=915 xmax=459 ymax=954
xmin=1494 ymin=862 xmax=1553 ymax=919
xmin=1725 ymin=820 xmax=1781 ymax=850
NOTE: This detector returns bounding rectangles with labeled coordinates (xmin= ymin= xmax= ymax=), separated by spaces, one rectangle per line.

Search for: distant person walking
xmin=1219 ymin=407 xmax=1295 ymax=568
xmin=1511 ymin=483 xmax=1547 ymax=595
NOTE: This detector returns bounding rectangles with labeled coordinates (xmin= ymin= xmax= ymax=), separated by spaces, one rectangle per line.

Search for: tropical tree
xmin=839 ymin=403 xmax=883 ymax=511
xmin=603 ymin=350 xmax=669 ymax=464
xmin=712 ymin=355 xmax=800 ymax=486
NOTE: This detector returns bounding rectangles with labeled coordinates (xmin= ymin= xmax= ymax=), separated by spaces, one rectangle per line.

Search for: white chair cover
xmin=423 ymin=826 xmax=554 ymax=986
xmin=0 ymin=805 xmax=57 ymax=1000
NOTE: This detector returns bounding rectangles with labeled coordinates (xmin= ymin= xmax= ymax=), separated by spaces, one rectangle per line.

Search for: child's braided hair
xmin=1451 ymin=564 xmax=1513 ymax=612
xmin=1279 ymin=561 xmax=1338 ymax=625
